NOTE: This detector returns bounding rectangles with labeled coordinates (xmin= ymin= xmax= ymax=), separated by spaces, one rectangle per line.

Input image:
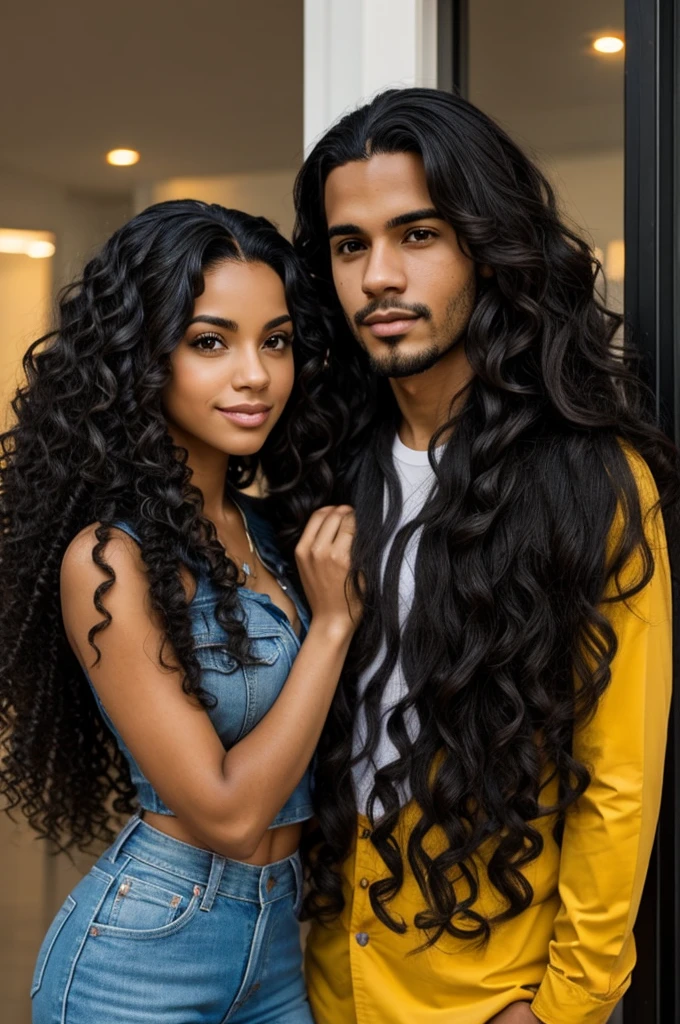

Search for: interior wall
xmin=0 ymin=253 xmax=52 ymax=426
xmin=0 ymin=166 xmax=132 ymax=291
xmin=136 ymin=169 xmax=298 ymax=239
xmin=542 ymin=147 xmax=625 ymax=310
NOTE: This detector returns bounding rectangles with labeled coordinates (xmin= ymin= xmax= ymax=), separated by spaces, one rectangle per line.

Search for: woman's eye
xmin=190 ymin=333 xmax=225 ymax=351
xmin=263 ymin=333 xmax=292 ymax=351
xmin=405 ymin=228 xmax=436 ymax=243
xmin=336 ymin=239 xmax=365 ymax=256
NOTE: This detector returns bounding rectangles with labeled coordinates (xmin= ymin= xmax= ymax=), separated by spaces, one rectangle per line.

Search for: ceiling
xmin=469 ymin=0 xmax=625 ymax=156
xmin=0 ymin=0 xmax=623 ymax=199
xmin=0 ymin=0 xmax=303 ymax=196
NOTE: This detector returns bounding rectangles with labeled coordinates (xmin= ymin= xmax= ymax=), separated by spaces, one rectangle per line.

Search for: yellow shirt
xmin=306 ymin=456 xmax=672 ymax=1024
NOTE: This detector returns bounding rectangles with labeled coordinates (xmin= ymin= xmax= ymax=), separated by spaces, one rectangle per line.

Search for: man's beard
xmin=348 ymin=281 xmax=475 ymax=379
xmin=362 ymin=340 xmax=449 ymax=378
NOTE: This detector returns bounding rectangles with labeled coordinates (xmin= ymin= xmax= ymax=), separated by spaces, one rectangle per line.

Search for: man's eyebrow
xmin=386 ymin=208 xmax=441 ymax=230
xmin=328 ymin=208 xmax=443 ymax=240
xmin=328 ymin=223 xmax=362 ymax=240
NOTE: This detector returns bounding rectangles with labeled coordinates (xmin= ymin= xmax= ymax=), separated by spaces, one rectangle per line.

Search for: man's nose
xmin=362 ymin=241 xmax=407 ymax=297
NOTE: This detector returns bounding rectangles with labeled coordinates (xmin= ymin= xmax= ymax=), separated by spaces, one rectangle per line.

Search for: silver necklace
xmin=233 ymin=502 xmax=258 ymax=580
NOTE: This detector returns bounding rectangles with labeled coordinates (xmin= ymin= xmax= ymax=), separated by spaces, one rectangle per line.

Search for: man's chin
xmin=365 ymin=343 xmax=444 ymax=379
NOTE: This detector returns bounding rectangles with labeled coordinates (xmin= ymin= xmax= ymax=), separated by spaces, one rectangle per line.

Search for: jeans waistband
xmin=104 ymin=813 xmax=303 ymax=908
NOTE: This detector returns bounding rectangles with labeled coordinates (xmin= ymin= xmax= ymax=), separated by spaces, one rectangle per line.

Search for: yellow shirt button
xmin=355 ymin=932 xmax=369 ymax=946
xmin=359 ymin=877 xmax=369 ymax=889
xmin=360 ymin=828 xmax=371 ymax=839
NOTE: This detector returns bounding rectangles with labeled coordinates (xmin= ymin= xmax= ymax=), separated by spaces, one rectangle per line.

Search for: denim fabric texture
xmin=32 ymin=815 xmax=314 ymax=1023
xmin=85 ymin=493 xmax=314 ymax=826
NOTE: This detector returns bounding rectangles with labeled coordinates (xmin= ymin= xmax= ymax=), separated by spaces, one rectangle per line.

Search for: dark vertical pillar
xmin=624 ymin=0 xmax=679 ymax=1021
xmin=438 ymin=0 xmax=468 ymax=96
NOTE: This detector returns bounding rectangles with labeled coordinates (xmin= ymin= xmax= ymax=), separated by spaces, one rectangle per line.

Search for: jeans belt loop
xmin=291 ymin=849 xmax=305 ymax=917
xmin=200 ymin=853 xmax=226 ymax=912
xmin=107 ymin=810 xmax=142 ymax=863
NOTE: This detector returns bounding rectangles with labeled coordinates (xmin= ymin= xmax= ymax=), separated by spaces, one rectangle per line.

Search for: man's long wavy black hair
xmin=0 ymin=199 xmax=341 ymax=850
xmin=294 ymin=88 xmax=679 ymax=946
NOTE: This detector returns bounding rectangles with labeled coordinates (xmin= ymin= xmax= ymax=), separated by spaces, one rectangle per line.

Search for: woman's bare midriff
xmin=142 ymin=810 xmax=302 ymax=865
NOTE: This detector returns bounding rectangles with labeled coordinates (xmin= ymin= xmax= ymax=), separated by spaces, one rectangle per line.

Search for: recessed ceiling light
xmin=593 ymin=36 xmax=624 ymax=54
xmin=106 ymin=148 xmax=140 ymax=167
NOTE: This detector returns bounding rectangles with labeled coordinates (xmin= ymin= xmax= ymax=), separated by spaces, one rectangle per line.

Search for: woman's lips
xmin=365 ymin=317 xmax=421 ymax=338
xmin=217 ymin=407 xmax=272 ymax=428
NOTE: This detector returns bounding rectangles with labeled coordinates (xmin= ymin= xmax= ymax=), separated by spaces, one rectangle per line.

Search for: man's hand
xmin=488 ymin=1002 xmax=540 ymax=1023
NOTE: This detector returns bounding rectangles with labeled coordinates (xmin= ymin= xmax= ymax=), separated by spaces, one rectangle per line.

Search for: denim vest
xmin=86 ymin=495 xmax=313 ymax=828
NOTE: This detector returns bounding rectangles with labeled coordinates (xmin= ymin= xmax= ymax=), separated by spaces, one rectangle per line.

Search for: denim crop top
xmin=85 ymin=495 xmax=314 ymax=829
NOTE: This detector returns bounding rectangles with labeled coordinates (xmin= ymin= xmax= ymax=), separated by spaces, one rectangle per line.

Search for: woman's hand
xmin=487 ymin=1002 xmax=539 ymax=1023
xmin=295 ymin=505 xmax=361 ymax=635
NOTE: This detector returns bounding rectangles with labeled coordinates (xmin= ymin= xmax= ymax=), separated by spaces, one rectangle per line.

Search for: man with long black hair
xmin=293 ymin=89 xmax=676 ymax=1024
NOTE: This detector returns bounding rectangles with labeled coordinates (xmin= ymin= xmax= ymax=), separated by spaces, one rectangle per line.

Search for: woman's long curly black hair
xmin=294 ymin=88 xmax=679 ymax=946
xmin=0 ymin=199 xmax=343 ymax=851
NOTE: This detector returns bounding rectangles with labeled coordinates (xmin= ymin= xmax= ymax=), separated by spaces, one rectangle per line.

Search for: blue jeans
xmin=31 ymin=814 xmax=314 ymax=1023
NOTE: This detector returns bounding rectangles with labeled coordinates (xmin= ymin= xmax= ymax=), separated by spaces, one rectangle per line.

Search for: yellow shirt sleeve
xmin=532 ymin=454 xmax=673 ymax=1024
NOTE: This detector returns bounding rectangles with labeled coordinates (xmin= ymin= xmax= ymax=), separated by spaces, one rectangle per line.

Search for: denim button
xmin=359 ymin=877 xmax=369 ymax=889
xmin=355 ymin=932 xmax=369 ymax=947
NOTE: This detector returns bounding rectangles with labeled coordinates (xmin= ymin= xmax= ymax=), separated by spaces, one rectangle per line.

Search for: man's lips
xmin=362 ymin=313 xmax=421 ymax=338
xmin=216 ymin=403 xmax=272 ymax=427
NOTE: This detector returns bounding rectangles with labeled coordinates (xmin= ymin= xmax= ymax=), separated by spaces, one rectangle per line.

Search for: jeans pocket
xmin=103 ymin=873 xmax=187 ymax=930
xmin=93 ymin=871 xmax=200 ymax=939
xmin=31 ymin=895 xmax=77 ymax=997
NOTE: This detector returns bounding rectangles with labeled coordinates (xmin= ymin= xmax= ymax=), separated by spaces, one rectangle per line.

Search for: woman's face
xmin=163 ymin=259 xmax=295 ymax=459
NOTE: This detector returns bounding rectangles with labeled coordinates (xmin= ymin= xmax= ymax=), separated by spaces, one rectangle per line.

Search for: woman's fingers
xmin=329 ymin=514 xmax=356 ymax=559
xmin=310 ymin=508 xmax=354 ymax=555
xmin=296 ymin=505 xmax=353 ymax=558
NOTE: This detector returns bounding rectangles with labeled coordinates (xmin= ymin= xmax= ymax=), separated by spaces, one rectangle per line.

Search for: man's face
xmin=324 ymin=151 xmax=477 ymax=378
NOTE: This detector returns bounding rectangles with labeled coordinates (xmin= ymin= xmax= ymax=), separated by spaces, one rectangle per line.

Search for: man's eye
xmin=190 ymin=333 xmax=225 ymax=351
xmin=336 ymin=239 xmax=365 ymax=255
xmin=263 ymin=333 xmax=292 ymax=351
xmin=405 ymin=228 xmax=436 ymax=242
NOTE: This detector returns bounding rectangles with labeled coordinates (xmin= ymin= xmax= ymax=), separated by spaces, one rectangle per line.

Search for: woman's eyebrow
xmin=187 ymin=314 xmax=292 ymax=332
xmin=263 ymin=315 xmax=293 ymax=331
xmin=187 ymin=314 xmax=238 ymax=331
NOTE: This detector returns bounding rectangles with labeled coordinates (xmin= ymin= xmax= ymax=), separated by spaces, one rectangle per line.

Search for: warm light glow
xmin=606 ymin=239 xmax=625 ymax=282
xmin=593 ymin=36 xmax=624 ymax=54
xmin=26 ymin=240 xmax=56 ymax=259
xmin=0 ymin=229 xmax=56 ymax=259
xmin=106 ymin=148 xmax=140 ymax=167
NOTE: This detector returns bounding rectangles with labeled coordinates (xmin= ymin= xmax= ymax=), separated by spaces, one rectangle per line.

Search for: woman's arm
xmin=61 ymin=506 xmax=358 ymax=861
xmin=530 ymin=458 xmax=672 ymax=1024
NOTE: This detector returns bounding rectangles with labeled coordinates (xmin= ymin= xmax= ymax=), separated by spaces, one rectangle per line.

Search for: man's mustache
xmin=353 ymin=299 xmax=433 ymax=328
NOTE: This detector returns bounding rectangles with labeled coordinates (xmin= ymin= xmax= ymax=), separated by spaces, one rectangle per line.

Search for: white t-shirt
xmin=352 ymin=433 xmax=437 ymax=816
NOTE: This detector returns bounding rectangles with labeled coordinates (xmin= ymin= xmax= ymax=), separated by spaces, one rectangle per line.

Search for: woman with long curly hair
xmin=0 ymin=199 xmax=358 ymax=1024
xmin=292 ymin=89 xmax=677 ymax=1024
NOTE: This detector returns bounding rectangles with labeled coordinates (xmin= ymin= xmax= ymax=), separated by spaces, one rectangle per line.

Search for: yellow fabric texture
xmin=306 ymin=454 xmax=672 ymax=1024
